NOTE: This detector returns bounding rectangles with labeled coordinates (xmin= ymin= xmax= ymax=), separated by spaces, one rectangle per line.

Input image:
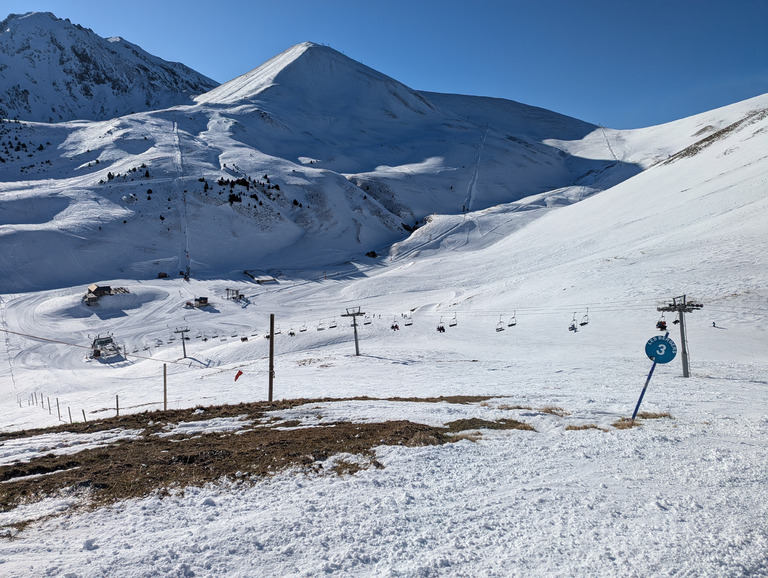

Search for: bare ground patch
xmin=0 ymin=396 xmax=532 ymax=522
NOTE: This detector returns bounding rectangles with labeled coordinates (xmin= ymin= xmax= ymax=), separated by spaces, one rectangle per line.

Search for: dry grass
xmin=612 ymin=417 xmax=641 ymax=429
xmin=444 ymin=418 xmax=535 ymax=433
xmin=538 ymin=406 xmax=570 ymax=417
xmin=0 ymin=397 xmax=535 ymax=521
xmin=496 ymin=404 xmax=532 ymax=411
xmin=636 ymin=411 xmax=672 ymax=420
xmin=565 ymin=424 xmax=607 ymax=432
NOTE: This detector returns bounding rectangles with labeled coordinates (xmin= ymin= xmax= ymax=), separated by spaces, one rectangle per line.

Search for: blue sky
xmin=2 ymin=0 xmax=767 ymax=128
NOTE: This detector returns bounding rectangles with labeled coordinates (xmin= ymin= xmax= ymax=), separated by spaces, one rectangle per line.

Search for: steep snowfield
xmin=0 ymin=12 xmax=218 ymax=122
xmin=0 ymin=88 xmax=766 ymax=575
xmin=0 ymin=40 xmax=646 ymax=294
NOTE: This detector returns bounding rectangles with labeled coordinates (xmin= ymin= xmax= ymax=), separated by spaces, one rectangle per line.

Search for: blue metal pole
xmin=631 ymin=332 xmax=668 ymax=424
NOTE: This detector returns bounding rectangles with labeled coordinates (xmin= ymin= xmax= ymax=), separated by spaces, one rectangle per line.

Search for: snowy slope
xmin=0 ymin=38 xmax=642 ymax=293
xmin=0 ymin=12 xmax=218 ymax=122
xmin=0 ymin=91 xmax=765 ymax=574
xmin=0 ymin=18 xmax=766 ymax=576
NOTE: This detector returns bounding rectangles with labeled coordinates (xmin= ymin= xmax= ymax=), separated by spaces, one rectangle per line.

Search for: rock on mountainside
xmin=0 ymin=12 xmax=218 ymax=122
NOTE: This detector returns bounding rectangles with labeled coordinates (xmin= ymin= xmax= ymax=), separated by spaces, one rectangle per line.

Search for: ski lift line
xmin=0 ymin=327 xmax=200 ymax=368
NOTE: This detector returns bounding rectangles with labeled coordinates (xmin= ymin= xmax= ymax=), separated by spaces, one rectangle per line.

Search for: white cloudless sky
xmin=2 ymin=0 xmax=767 ymax=128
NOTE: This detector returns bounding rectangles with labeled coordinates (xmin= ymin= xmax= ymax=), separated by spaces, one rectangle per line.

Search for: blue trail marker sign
xmin=632 ymin=333 xmax=677 ymax=423
xmin=644 ymin=334 xmax=677 ymax=364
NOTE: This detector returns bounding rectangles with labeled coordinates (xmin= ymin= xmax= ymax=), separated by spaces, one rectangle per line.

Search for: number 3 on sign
xmin=644 ymin=335 xmax=677 ymax=364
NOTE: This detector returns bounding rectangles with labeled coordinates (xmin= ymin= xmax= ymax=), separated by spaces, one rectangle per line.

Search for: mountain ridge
xmin=0 ymin=11 xmax=219 ymax=122
xmin=0 ymin=12 xmax=765 ymax=295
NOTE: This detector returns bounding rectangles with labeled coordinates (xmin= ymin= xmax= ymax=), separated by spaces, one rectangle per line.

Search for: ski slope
xmin=0 ymin=91 xmax=766 ymax=575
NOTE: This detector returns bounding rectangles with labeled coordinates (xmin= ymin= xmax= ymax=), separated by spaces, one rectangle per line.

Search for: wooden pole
xmin=48 ymin=397 xmax=51 ymax=414
xmin=268 ymin=313 xmax=275 ymax=402
xmin=163 ymin=363 xmax=167 ymax=411
xmin=82 ymin=409 xmax=87 ymax=423
xmin=116 ymin=394 xmax=119 ymax=417
xmin=57 ymin=398 xmax=61 ymax=420
xmin=68 ymin=406 xmax=72 ymax=424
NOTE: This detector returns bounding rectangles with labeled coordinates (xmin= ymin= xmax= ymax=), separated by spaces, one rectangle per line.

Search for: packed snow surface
xmin=0 ymin=23 xmax=766 ymax=576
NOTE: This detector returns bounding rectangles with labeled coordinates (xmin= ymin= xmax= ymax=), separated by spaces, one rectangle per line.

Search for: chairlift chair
xmin=437 ymin=317 xmax=446 ymax=333
xmin=569 ymin=312 xmax=578 ymax=332
xmin=329 ymin=318 xmax=337 ymax=329
xmin=404 ymin=313 xmax=413 ymax=326
xmin=449 ymin=313 xmax=458 ymax=327
xmin=317 ymin=320 xmax=325 ymax=331
xmin=363 ymin=314 xmax=372 ymax=325
xmin=299 ymin=323 xmax=307 ymax=332
xmin=656 ymin=314 xmax=667 ymax=331
xmin=496 ymin=315 xmax=505 ymax=332
xmin=579 ymin=308 xmax=590 ymax=326
xmin=508 ymin=311 xmax=517 ymax=327
xmin=289 ymin=328 xmax=296 ymax=337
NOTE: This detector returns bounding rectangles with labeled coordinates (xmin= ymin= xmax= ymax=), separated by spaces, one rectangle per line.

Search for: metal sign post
xmin=631 ymin=332 xmax=677 ymax=424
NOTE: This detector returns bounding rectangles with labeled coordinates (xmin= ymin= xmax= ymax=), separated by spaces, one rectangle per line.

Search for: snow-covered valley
xmin=0 ymin=12 xmax=766 ymax=576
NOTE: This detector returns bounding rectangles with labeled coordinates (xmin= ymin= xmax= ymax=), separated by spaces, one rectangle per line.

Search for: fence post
xmin=82 ymin=409 xmax=87 ymax=423
xmin=163 ymin=363 xmax=167 ymax=411
xmin=116 ymin=394 xmax=119 ymax=417
xmin=57 ymin=398 xmax=61 ymax=420
xmin=68 ymin=406 xmax=72 ymax=424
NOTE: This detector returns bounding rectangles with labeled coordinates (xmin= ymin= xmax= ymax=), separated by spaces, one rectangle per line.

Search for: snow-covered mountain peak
xmin=195 ymin=41 xmax=436 ymax=117
xmin=0 ymin=11 xmax=219 ymax=122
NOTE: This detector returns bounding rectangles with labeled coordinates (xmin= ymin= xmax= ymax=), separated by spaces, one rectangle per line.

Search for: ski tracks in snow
xmin=463 ymin=126 xmax=488 ymax=213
